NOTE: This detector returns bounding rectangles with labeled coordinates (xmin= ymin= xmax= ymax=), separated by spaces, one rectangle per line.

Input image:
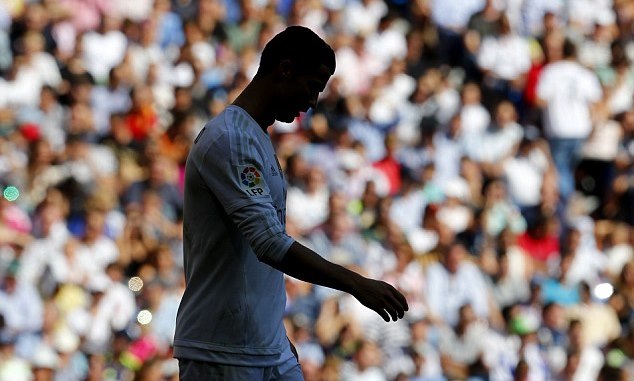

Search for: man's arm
xmin=262 ymin=241 xmax=409 ymax=322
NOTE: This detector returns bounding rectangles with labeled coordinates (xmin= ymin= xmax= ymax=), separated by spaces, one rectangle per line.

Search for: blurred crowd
xmin=1 ymin=0 xmax=634 ymax=380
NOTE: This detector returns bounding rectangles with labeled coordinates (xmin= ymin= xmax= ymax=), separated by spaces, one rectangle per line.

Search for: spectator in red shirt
xmin=125 ymin=85 xmax=158 ymax=144
xmin=517 ymin=213 xmax=560 ymax=270
xmin=373 ymin=133 xmax=402 ymax=196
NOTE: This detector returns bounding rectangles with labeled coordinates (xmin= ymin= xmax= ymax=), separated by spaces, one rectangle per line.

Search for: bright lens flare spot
xmin=128 ymin=277 xmax=143 ymax=292
xmin=137 ymin=310 xmax=152 ymax=325
xmin=594 ymin=282 xmax=614 ymax=300
xmin=3 ymin=186 xmax=19 ymax=202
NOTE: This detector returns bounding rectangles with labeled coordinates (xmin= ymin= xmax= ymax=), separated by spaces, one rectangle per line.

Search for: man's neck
xmin=232 ymin=80 xmax=275 ymax=131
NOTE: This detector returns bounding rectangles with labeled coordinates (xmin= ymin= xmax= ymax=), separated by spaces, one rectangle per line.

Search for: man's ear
xmin=278 ymin=60 xmax=293 ymax=79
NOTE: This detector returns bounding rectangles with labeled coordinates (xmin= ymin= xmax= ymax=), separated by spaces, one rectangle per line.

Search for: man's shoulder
xmin=190 ymin=113 xmax=233 ymax=156
xmin=199 ymin=111 xmax=230 ymax=138
xmin=189 ymin=107 xmax=268 ymax=170
xmin=197 ymin=107 xmax=261 ymax=144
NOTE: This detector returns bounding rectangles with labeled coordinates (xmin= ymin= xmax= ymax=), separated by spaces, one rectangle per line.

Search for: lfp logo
xmin=239 ymin=166 xmax=268 ymax=196
xmin=241 ymin=166 xmax=261 ymax=187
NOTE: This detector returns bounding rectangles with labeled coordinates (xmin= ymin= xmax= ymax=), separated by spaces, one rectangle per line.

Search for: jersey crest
xmin=238 ymin=165 xmax=270 ymax=197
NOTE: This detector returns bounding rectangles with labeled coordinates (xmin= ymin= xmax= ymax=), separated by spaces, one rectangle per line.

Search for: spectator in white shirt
xmin=438 ymin=304 xmax=492 ymax=380
xmin=364 ymin=12 xmax=408 ymax=75
xmin=503 ymin=132 xmax=553 ymax=225
xmin=102 ymin=263 xmax=136 ymax=335
xmin=47 ymin=238 xmax=93 ymax=286
xmin=464 ymin=100 xmax=524 ymax=167
xmin=460 ymin=82 xmax=491 ymax=135
xmin=477 ymin=15 xmax=531 ymax=111
xmin=561 ymin=228 xmax=607 ymax=287
xmin=3 ymin=32 xmax=62 ymax=109
xmin=0 ymin=59 xmax=42 ymax=108
xmin=394 ymin=69 xmax=441 ymax=147
xmin=15 ymin=194 xmax=69 ymax=287
xmin=368 ymin=59 xmax=416 ymax=128
xmin=345 ymin=284 xmax=414 ymax=380
xmin=75 ymin=205 xmax=119 ymax=280
xmin=605 ymin=52 xmax=634 ymax=116
xmin=426 ymin=242 xmax=490 ymax=326
xmin=91 ymin=66 xmax=132 ymax=137
xmin=81 ymin=15 xmax=128 ymax=84
xmin=334 ymin=34 xmax=379 ymax=96
xmin=389 ymin=172 xmax=427 ymax=236
xmin=66 ymin=271 xmax=130 ymax=353
xmin=536 ymin=39 xmax=602 ymax=203
xmin=481 ymin=178 xmax=527 ymax=238
xmin=307 ymin=209 xmax=367 ymax=269
xmin=287 ymin=165 xmax=330 ymax=235
xmin=577 ymin=18 xmax=616 ymax=71
xmin=433 ymin=115 xmax=465 ymax=189
xmin=343 ymin=0 xmax=388 ymax=37
xmin=0 ymin=262 xmax=43 ymax=357
xmin=567 ymin=0 xmax=615 ymax=36
xmin=126 ymin=18 xmax=168 ymax=85
xmin=436 ymin=178 xmax=474 ymax=235
xmin=340 ymin=339 xmax=388 ymax=381
xmin=21 ymin=30 xmax=60 ymax=86
xmin=408 ymin=318 xmax=444 ymax=380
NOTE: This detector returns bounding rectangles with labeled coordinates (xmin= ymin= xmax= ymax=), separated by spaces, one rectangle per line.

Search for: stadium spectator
xmin=536 ymin=38 xmax=602 ymax=204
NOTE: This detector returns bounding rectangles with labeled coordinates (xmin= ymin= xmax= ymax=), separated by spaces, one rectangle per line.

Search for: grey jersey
xmin=174 ymin=106 xmax=295 ymax=366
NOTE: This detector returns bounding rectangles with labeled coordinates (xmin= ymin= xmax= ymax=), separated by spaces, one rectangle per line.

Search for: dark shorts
xmin=178 ymin=357 xmax=304 ymax=381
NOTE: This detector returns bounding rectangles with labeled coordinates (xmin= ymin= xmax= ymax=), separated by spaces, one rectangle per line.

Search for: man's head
xmin=257 ymin=26 xmax=336 ymax=79
xmin=256 ymin=26 xmax=336 ymax=122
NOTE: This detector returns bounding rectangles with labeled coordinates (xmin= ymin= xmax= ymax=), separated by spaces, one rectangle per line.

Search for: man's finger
xmin=385 ymin=305 xmax=399 ymax=322
xmin=385 ymin=292 xmax=406 ymax=319
xmin=384 ymin=282 xmax=409 ymax=312
xmin=395 ymin=290 xmax=409 ymax=311
xmin=377 ymin=308 xmax=390 ymax=322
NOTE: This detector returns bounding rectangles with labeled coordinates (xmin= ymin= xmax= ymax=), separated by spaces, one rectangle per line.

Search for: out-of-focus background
xmin=0 ymin=0 xmax=633 ymax=380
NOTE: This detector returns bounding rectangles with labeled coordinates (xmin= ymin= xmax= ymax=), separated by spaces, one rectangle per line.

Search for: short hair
xmin=256 ymin=26 xmax=336 ymax=77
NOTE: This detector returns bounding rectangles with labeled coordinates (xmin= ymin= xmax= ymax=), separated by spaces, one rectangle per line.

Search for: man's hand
xmin=270 ymin=242 xmax=409 ymax=322
xmin=351 ymin=277 xmax=409 ymax=322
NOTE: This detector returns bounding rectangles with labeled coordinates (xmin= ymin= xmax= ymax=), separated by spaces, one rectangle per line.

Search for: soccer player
xmin=174 ymin=26 xmax=409 ymax=381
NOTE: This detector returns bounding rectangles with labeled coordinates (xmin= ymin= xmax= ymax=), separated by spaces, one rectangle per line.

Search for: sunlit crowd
xmin=1 ymin=0 xmax=634 ymax=380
